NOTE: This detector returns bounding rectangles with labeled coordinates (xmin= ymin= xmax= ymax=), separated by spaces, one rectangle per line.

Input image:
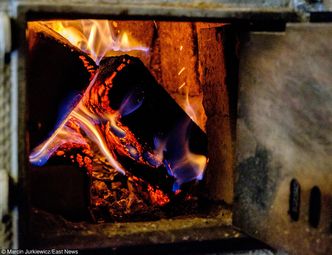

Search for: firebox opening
xmin=26 ymin=18 xmax=239 ymax=248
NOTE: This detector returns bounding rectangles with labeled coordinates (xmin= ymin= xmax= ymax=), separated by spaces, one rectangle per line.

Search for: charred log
xmin=95 ymin=55 xmax=207 ymax=192
xmin=27 ymin=22 xmax=97 ymax=148
xmin=28 ymin=24 xmax=207 ymax=222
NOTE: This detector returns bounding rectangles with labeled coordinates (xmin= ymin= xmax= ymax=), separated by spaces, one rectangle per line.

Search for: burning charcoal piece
xmin=28 ymin=24 xmax=207 ymax=222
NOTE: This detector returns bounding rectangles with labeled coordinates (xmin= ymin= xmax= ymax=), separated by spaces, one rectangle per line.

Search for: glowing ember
xmin=28 ymin=21 xmax=208 ymax=221
xmin=30 ymin=55 xmax=207 ymax=191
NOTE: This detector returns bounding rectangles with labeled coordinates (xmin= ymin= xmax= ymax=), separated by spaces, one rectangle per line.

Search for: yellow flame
xmin=29 ymin=72 xmax=126 ymax=174
xmin=184 ymin=88 xmax=198 ymax=125
xmin=41 ymin=20 xmax=149 ymax=64
xmin=55 ymin=22 xmax=83 ymax=47
xmin=121 ymin=32 xmax=129 ymax=48
xmin=174 ymin=146 xmax=207 ymax=182
xmin=178 ymin=81 xmax=198 ymax=125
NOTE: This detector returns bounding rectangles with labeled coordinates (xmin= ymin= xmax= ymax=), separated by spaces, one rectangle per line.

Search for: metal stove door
xmin=234 ymin=23 xmax=332 ymax=255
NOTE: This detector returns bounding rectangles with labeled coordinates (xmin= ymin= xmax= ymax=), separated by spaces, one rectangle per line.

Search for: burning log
xmin=27 ymin=22 xmax=97 ymax=148
xmin=28 ymin=23 xmax=207 ymax=222
xmin=95 ymin=55 xmax=207 ymax=191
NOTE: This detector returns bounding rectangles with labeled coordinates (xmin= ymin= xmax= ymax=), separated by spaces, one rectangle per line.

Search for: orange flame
xmin=29 ymin=21 xmax=207 ymax=199
xmin=41 ymin=20 xmax=149 ymax=64
xmin=29 ymin=72 xmax=126 ymax=174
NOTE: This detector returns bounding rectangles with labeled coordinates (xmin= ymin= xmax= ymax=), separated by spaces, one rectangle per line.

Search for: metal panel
xmin=8 ymin=0 xmax=296 ymax=22
xmin=0 ymin=16 xmax=13 ymax=249
xmin=234 ymin=24 xmax=332 ymax=254
xmin=12 ymin=0 xmax=292 ymax=8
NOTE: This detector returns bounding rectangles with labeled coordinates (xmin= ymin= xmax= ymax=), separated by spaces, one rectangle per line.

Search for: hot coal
xmin=28 ymin=23 xmax=207 ymax=222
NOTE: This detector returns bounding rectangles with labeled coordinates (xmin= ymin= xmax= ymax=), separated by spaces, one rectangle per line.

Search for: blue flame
xmin=152 ymin=120 xmax=207 ymax=192
xmin=119 ymin=90 xmax=144 ymax=117
xmin=30 ymin=151 xmax=53 ymax=166
xmin=55 ymin=92 xmax=82 ymax=129
xmin=172 ymin=182 xmax=180 ymax=192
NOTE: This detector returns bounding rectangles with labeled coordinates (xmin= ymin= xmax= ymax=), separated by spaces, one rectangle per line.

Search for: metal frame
xmin=0 ymin=0 xmax=331 ymax=251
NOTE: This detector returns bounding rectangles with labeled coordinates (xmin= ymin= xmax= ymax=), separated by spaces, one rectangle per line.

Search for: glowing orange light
xmin=120 ymin=32 xmax=129 ymax=48
xmin=178 ymin=67 xmax=186 ymax=76
xmin=29 ymin=21 xmax=208 ymax=205
xmin=41 ymin=20 xmax=149 ymax=64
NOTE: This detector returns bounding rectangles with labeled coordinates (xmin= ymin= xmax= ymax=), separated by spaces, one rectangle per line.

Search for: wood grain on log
xmin=156 ymin=21 xmax=206 ymax=131
xmin=198 ymin=25 xmax=237 ymax=204
xmin=158 ymin=22 xmax=200 ymax=96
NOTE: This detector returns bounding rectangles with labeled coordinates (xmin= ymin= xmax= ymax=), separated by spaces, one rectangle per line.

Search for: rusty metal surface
xmin=29 ymin=207 xmax=239 ymax=249
xmin=30 ymin=207 xmax=275 ymax=253
xmin=234 ymin=23 xmax=332 ymax=254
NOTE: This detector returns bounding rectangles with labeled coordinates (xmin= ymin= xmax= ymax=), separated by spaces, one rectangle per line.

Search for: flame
xmin=41 ymin=19 xmax=204 ymax=130
xmin=153 ymin=119 xmax=207 ymax=192
xmin=42 ymin=20 xmax=149 ymax=64
xmin=51 ymin=22 xmax=85 ymax=47
xmin=121 ymin=32 xmax=129 ymax=47
xmin=30 ymin=56 xmax=207 ymax=195
xmin=184 ymin=86 xmax=198 ymax=124
xmin=178 ymin=81 xmax=199 ymax=125
xmin=30 ymin=72 xmax=126 ymax=175
xmin=29 ymin=20 xmax=208 ymax=209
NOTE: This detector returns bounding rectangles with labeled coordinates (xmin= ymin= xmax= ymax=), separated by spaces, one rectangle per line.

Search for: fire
xmin=30 ymin=55 xmax=207 ymax=190
xmin=28 ymin=20 xmax=208 ymax=219
xmin=120 ymin=32 xmax=129 ymax=48
xmin=42 ymin=20 xmax=149 ymax=64
xmin=152 ymin=118 xmax=207 ymax=192
xmin=178 ymin=79 xmax=199 ymax=125
xmin=41 ymin=19 xmax=203 ymax=129
xmin=50 ymin=21 xmax=85 ymax=47
xmin=184 ymin=85 xmax=199 ymax=125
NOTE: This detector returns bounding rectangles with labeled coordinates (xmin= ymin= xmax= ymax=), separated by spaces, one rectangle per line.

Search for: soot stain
xmin=235 ymin=146 xmax=279 ymax=211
